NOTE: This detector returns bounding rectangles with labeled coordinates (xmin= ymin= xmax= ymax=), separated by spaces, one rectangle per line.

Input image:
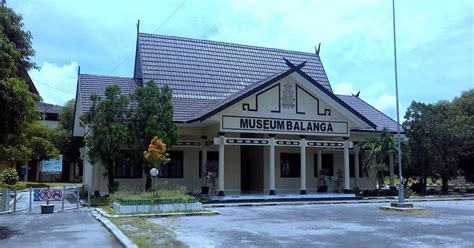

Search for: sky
xmin=8 ymin=0 xmax=474 ymax=120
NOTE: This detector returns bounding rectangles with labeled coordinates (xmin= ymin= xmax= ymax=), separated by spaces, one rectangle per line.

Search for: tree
xmin=0 ymin=78 xmax=40 ymax=144
xmin=52 ymin=99 xmax=82 ymax=167
xmin=129 ymin=81 xmax=178 ymax=190
xmin=361 ymin=128 xmax=397 ymax=189
xmin=143 ymin=136 xmax=170 ymax=168
xmin=403 ymin=96 xmax=473 ymax=194
xmin=0 ymin=122 xmax=59 ymax=168
xmin=0 ymin=6 xmax=39 ymax=145
xmin=428 ymin=101 xmax=471 ymax=193
xmin=452 ymin=89 xmax=474 ymax=182
xmin=81 ymin=85 xmax=131 ymax=194
xmin=403 ymin=101 xmax=436 ymax=193
xmin=0 ymin=6 xmax=36 ymax=81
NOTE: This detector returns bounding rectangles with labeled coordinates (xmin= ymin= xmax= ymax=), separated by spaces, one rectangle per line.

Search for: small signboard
xmin=33 ymin=189 xmax=63 ymax=201
xmin=41 ymin=157 xmax=63 ymax=174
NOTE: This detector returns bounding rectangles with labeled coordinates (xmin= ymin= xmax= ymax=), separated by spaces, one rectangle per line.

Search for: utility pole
xmin=392 ymin=0 xmax=405 ymax=203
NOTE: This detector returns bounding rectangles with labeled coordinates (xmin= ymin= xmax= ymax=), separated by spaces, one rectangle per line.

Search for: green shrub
xmin=90 ymin=196 xmax=111 ymax=207
xmin=0 ymin=168 xmax=20 ymax=185
xmin=25 ymin=182 xmax=50 ymax=188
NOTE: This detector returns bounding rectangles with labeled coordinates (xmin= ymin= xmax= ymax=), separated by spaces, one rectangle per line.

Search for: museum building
xmin=73 ymin=32 xmax=402 ymax=196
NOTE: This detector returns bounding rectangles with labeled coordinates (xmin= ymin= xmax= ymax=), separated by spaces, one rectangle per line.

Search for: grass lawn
xmin=109 ymin=217 xmax=186 ymax=248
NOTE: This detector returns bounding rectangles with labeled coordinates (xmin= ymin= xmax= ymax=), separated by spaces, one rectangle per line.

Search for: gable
xmin=207 ymin=73 xmax=375 ymax=137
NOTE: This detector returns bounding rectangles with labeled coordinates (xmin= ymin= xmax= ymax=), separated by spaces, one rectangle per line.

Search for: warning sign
xmin=33 ymin=189 xmax=63 ymax=201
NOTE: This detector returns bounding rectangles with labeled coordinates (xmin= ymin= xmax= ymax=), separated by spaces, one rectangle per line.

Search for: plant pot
xmin=41 ymin=204 xmax=54 ymax=214
xmin=317 ymin=186 xmax=328 ymax=193
xmin=201 ymin=186 xmax=209 ymax=195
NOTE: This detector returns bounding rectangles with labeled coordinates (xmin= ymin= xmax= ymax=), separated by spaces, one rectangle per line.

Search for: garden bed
xmin=112 ymin=197 xmax=203 ymax=214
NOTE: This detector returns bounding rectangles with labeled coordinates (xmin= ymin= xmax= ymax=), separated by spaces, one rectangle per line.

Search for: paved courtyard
xmin=0 ymin=210 xmax=119 ymax=248
xmin=152 ymin=200 xmax=474 ymax=247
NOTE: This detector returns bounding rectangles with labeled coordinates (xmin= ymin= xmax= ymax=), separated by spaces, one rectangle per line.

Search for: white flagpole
xmin=392 ymin=0 xmax=404 ymax=203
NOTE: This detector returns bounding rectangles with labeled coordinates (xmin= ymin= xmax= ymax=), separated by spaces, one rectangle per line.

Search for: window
xmin=198 ymin=151 xmax=219 ymax=178
xmin=159 ymin=151 xmax=183 ymax=178
xmin=322 ymin=154 xmax=334 ymax=176
xmin=115 ymin=151 xmax=142 ymax=178
xmin=280 ymin=153 xmax=300 ymax=178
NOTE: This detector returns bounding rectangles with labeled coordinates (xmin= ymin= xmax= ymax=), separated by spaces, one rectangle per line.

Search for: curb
xmin=91 ymin=209 xmax=138 ymax=248
xmin=203 ymin=197 xmax=474 ymax=208
xmin=96 ymin=207 xmax=219 ymax=218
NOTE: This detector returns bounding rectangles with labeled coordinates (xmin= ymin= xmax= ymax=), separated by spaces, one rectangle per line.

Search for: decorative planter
xmin=201 ymin=186 xmax=209 ymax=195
xmin=317 ymin=186 xmax=328 ymax=193
xmin=41 ymin=204 xmax=54 ymax=214
xmin=112 ymin=197 xmax=203 ymax=214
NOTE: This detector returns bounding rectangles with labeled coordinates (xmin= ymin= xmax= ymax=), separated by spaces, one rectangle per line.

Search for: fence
xmin=0 ymin=185 xmax=90 ymax=214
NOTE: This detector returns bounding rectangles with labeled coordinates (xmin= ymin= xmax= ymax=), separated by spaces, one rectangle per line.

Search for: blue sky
xmin=9 ymin=0 xmax=473 ymax=120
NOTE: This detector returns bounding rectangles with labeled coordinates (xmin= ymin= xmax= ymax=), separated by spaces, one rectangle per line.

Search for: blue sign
xmin=33 ymin=189 xmax=41 ymax=201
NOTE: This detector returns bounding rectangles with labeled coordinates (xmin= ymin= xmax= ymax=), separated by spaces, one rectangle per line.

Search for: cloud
xmin=28 ymin=61 xmax=78 ymax=106
xmin=333 ymin=82 xmax=357 ymax=95
xmin=333 ymin=81 xmax=399 ymax=118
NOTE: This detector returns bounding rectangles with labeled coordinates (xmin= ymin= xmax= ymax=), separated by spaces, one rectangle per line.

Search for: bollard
xmin=87 ymin=187 xmax=91 ymax=209
xmin=62 ymin=186 xmax=65 ymax=211
xmin=76 ymin=187 xmax=80 ymax=209
xmin=13 ymin=189 xmax=17 ymax=212
xmin=2 ymin=188 xmax=10 ymax=211
xmin=29 ymin=187 xmax=32 ymax=212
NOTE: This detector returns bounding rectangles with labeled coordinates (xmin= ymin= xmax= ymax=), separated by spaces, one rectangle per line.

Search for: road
xmin=152 ymin=200 xmax=474 ymax=247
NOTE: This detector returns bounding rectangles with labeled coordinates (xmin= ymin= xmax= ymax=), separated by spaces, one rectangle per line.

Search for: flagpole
xmin=392 ymin=0 xmax=404 ymax=203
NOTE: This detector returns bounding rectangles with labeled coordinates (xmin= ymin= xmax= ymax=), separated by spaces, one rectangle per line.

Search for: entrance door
xmin=240 ymin=133 xmax=264 ymax=193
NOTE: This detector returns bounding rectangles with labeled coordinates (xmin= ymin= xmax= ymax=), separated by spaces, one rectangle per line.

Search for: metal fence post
xmin=13 ymin=189 xmax=17 ymax=212
xmin=29 ymin=187 xmax=32 ymax=213
xmin=76 ymin=187 xmax=80 ymax=209
xmin=87 ymin=187 xmax=91 ymax=209
xmin=62 ymin=186 xmax=65 ymax=211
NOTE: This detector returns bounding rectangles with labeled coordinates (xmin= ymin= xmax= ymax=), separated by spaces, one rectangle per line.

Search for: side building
xmin=73 ymin=33 xmax=402 ymax=195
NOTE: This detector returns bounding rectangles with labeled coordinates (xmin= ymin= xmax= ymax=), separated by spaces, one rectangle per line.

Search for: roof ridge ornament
xmin=283 ymin=57 xmax=307 ymax=70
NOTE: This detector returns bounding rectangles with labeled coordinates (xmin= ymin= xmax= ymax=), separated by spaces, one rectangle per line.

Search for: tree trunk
xmin=441 ymin=176 xmax=449 ymax=195
xmin=145 ymin=173 xmax=151 ymax=191
xmin=420 ymin=177 xmax=427 ymax=194
xmin=107 ymin=160 xmax=116 ymax=194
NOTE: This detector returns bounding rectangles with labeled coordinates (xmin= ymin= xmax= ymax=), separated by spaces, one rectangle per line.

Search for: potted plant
xmin=203 ymin=161 xmax=218 ymax=195
xmin=317 ymin=169 xmax=329 ymax=193
xmin=334 ymin=169 xmax=345 ymax=193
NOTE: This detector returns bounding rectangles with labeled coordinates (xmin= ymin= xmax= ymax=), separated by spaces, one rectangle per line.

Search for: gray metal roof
xmin=137 ymin=33 xmax=332 ymax=100
xmin=76 ymin=33 xmax=401 ymax=133
xmin=78 ymin=74 xmax=142 ymax=111
xmin=337 ymin=95 xmax=402 ymax=133
xmin=36 ymin=102 xmax=63 ymax=114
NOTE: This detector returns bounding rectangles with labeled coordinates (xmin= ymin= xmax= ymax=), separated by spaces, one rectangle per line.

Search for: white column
xmin=317 ymin=150 xmax=322 ymax=187
xmin=343 ymin=138 xmax=350 ymax=192
xmin=354 ymin=146 xmax=360 ymax=189
xmin=269 ymin=135 xmax=276 ymax=195
xmin=201 ymin=137 xmax=208 ymax=180
xmin=218 ymin=134 xmax=225 ymax=196
xmin=300 ymin=137 xmax=307 ymax=195
xmin=389 ymin=151 xmax=394 ymax=188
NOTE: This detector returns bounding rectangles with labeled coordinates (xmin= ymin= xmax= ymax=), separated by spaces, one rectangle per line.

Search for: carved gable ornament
xmin=281 ymin=82 xmax=296 ymax=109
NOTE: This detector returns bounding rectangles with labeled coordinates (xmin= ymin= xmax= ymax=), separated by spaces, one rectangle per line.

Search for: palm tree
xmin=361 ymin=128 xmax=397 ymax=189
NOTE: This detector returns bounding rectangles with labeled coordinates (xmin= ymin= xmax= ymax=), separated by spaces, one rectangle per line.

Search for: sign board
xmin=33 ymin=188 xmax=63 ymax=201
xmin=221 ymin=115 xmax=349 ymax=136
xmin=41 ymin=157 xmax=63 ymax=174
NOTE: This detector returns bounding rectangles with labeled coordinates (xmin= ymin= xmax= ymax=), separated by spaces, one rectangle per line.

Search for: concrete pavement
xmin=0 ymin=209 xmax=120 ymax=247
xmin=152 ymin=200 xmax=474 ymax=247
